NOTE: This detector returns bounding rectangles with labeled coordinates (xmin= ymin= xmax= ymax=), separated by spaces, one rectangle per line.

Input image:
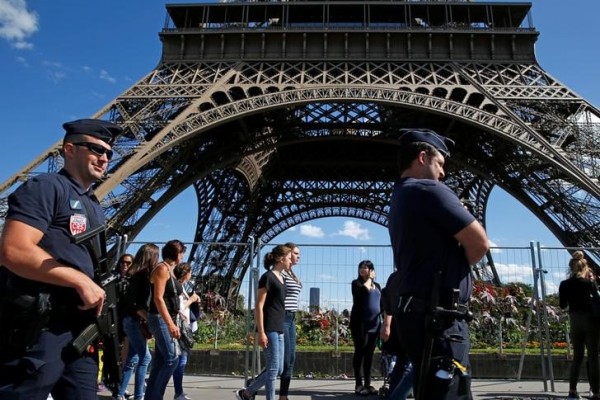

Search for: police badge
xmin=70 ymin=213 xmax=88 ymax=235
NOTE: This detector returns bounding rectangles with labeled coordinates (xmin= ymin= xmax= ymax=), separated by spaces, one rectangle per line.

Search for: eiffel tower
xmin=2 ymin=0 xmax=600 ymax=299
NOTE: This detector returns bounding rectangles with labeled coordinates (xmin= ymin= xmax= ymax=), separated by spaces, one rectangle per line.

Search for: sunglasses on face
xmin=120 ymin=260 xmax=132 ymax=266
xmin=72 ymin=142 xmax=114 ymax=160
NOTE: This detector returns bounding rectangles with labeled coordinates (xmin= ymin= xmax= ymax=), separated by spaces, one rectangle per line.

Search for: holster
xmin=0 ymin=285 xmax=52 ymax=357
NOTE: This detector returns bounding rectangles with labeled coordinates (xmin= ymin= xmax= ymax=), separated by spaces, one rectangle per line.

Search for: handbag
xmin=139 ymin=319 xmax=153 ymax=340
xmin=177 ymin=314 xmax=195 ymax=351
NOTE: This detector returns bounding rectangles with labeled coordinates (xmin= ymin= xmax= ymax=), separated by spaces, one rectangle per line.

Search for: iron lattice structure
xmin=2 ymin=1 xmax=600 ymax=299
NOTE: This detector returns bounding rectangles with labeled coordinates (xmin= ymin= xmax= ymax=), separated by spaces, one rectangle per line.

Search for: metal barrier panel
xmin=241 ymin=243 xmax=572 ymax=313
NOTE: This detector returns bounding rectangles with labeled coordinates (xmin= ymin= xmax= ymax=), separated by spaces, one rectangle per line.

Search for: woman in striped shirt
xmin=279 ymin=243 xmax=302 ymax=400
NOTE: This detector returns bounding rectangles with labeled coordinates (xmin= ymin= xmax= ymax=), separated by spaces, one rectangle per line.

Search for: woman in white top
xmin=172 ymin=262 xmax=200 ymax=400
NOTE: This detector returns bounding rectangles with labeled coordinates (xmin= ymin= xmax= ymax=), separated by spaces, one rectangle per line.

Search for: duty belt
xmin=397 ymin=295 xmax=470 ymax=316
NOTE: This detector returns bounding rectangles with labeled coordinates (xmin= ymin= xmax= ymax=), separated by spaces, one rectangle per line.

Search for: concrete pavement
xmin=99 ymin=374 xmax=578 ymax=399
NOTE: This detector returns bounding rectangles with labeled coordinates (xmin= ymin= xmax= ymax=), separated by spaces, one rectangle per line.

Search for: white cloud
xmin=15 ymin=55 xmax=27 ymax=66
xmin=46 ymin=69 xmax=66 ymax=83
xmin=299 ymin=224 xmax=325 ymax=238
xmin=41 ymin=60 xmax=63 ymax=69
xmin=41 ymin=60 xmax=68 ymax=82
xmin=334 ymin=220 xmax=370 ymax=240
xmin=0 ymin=0 xmax=38 ymax=49
xmin=99 ymin=69 xmax=117 ymax=84
xmin=90 ymin=91 xmax=105 ymax=99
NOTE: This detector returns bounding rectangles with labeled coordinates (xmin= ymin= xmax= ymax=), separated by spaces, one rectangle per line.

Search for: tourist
xmin=144 ymin=240 xmax=186 ymax=400
xmin=171 ymin=262 xmax=201 ymax=400
xmin=116 ymin=244 xmax=158 ymax=400
xmin=559 ymin=251 xmax=600 ymax=400
xmin=235 ymin=245 xmax=292 ymax=400
xmin=350 ymin=260 xmax=382 ymax=395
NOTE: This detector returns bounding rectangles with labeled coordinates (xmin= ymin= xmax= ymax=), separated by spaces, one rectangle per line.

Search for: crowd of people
xmin=0 ymin=118 xmax=593 ymax=400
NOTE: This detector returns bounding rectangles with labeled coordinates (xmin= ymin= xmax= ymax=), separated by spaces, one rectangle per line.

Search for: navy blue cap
xmin=398 ymin=128 xmax=454 ymax=158
xmin=62 ymin=119 xmax=122 ymax=145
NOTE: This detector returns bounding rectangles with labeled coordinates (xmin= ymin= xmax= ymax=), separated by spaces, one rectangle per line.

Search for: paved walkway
xmin=99 ymin=375 xmax=578 ymax=399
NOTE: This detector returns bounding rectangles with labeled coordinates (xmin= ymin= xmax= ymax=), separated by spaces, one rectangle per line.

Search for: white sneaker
xmin=174 ymin=394 xmax=191 ymax=400
xmin=234 ymin=389 xmax=246 ymax=400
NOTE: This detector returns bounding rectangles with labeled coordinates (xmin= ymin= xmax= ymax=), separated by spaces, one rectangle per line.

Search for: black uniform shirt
xmin=6 ymin=169 xmax=104 ymax=278
xmin=388 ymin=177 xmax=475 ymax=304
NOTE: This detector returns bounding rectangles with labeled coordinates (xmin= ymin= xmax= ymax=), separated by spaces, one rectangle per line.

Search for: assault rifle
xmin=71 ymin=224 xmax=123 ymax=387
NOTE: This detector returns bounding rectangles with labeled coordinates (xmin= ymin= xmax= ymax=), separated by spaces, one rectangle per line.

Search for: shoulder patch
xmin=70 ymin=199 xmax=83 ymax=210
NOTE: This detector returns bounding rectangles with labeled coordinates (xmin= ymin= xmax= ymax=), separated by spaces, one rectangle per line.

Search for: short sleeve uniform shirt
xmin=6 ymin=169 xmax=105 ymax=280
xmin=388 ymin=177 xmax=475 ymax=304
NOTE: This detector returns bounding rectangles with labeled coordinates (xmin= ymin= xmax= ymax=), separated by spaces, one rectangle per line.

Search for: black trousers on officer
xmin=0 ymin=327 xmax=97 ymax=400
xmin=395 ymin=310 xmax=472 ymax=400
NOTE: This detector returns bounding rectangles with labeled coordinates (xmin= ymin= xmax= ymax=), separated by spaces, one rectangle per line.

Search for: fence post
xmin=244 ymin=237 xmax=262 ymax=382
xmin=531 ymin=241 xmax=549 ymax=392
xmin=498 ymin=322 xmax=503 ymax=355
xmin=536 ymin=241 xmax=556 ymax=392
xmin=244 ymin=237 xmax=255 ymax=383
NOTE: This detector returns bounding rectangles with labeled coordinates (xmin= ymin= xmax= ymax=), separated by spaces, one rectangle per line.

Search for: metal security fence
xmin=125 ymin=240 xmax=574 ymax=311
xmin=244 ymin=242 xmax=576 ymax=389
xmin=245 ymin=242 xmax=572 ymax=313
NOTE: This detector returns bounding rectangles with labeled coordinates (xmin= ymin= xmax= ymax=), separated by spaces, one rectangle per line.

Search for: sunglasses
xmin=72 ymin=142 xmax=114 ymax=160
xmin=120 ymin=260 xmax=132 ymax=265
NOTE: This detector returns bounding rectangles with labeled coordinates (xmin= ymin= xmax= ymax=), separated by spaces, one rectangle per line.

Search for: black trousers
xmin=350 ymin=324 xmax=379 ymax=388
xmin=395 ymin=311 xmax=472 ymax=400
xmin=0 ymin=328 xmax=97 ymax=400
xmin=569 ymin=311 xmax=600 ymax=394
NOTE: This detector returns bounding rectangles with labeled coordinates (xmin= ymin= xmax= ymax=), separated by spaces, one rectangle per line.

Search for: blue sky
xmin=1 ymin=0 xmax=599 ymax=250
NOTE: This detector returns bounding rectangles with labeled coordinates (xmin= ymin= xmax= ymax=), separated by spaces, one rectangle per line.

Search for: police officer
xmin=387 ymin=129 xmax=488 ymax=400
xmin=0 ymin=118 xmax=122 ymax=399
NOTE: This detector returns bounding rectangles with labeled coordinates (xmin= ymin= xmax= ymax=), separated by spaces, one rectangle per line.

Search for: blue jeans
xmin=280 ymin=311 xmax=297 ymax=396
xmin=172 ymin=350 xmax=188 ymax=397
xmin=119 ymin=316 xmax=152 ymax=399
xmin=389 ymin=362 xmax=414 ymax=400
xmin=247 ymin=331 xmax=284 ymax=400
xmin=144 ymin=313 xmax=179 ymax=400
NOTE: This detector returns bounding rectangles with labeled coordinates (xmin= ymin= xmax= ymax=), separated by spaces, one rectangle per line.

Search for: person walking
xmin=117 ymin=253 xmax=134 ymax=278
xmin=349 ymin=260 xmax=382 ymax=396
xmin=279 ymin=243 xmax=301 ymax=400
xmin=247 ymin=243 xmax=301 ymax=400
xmin=387 ymin=128 xmax=488 ymax=400
xmin=235 ymin=244 xmax=292 ymax=400
xmin=144 ymin=240 xmax=187 ymax=400
xmin=171 ymin=262 xmax=201 ymax=400
xmin=0 ymin=119 xmax=122 ymax=399
xmin=112 ymin=252 xmax=134 ymax=398
xmin=559 ymin=251 xmax=600 ymax=400
xmin=115 ymin=243 xmax=159 ymax=400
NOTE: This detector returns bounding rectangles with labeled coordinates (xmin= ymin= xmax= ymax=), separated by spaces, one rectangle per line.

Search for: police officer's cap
xmin=63 ymin=119 xmax=122 ymax=145
xmin=398 ymin=128 xmax=454 ymax=158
